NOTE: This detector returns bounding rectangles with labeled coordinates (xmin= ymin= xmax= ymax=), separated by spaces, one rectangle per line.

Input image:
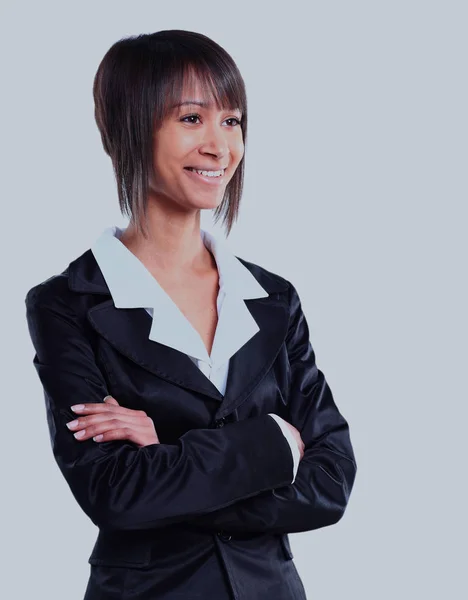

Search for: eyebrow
xmin=171 ymin=100 xmax=242 ymax=113
xmin=171 ymin=100 xmax=211 ymax=109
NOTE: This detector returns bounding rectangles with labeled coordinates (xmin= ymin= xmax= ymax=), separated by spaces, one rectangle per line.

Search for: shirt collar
xmin=90 ymin=225 xmax=269 ymax=311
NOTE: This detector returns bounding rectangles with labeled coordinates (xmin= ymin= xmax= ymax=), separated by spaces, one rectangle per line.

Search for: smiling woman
xmin=147 ymin=76 xmax=244 ymax=207
xmin=93 ymin=29 xmax=248 ymax=238
xmin=25 ymin=27 xmax=357 ymax=600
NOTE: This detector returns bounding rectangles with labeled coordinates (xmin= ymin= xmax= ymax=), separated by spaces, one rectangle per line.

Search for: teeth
xmin=188 ymin=168 xmax=224 ymax=177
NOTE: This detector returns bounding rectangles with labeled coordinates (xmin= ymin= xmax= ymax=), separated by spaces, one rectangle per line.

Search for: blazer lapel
xmin=218 ymin=294 xmax=289 ymax=419
xmin=67 ymin=249 xmax=289 ymax=417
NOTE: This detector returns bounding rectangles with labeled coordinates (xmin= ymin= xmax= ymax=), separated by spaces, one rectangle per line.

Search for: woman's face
xmin=149 ymin=77 xmax=244 ymax=212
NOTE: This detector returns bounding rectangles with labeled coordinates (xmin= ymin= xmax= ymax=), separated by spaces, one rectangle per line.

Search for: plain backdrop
xmin=1 ymin=1 xmax=466 ymax=598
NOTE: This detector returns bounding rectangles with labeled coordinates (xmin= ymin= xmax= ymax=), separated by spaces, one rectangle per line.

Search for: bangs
xmin=157 ymin=59 xmax=246 ymax=121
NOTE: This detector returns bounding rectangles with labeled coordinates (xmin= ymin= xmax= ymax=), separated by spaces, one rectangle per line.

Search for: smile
xmin=184 ymin=167 xmax=226 ymax=186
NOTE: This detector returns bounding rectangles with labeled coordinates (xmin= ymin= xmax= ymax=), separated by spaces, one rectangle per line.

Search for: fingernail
xmin=93 ymin=434 xmax=103 ymax=442
xmin=66 ymin=420 xmax=79 ymax=429
xmin=74 ymin=430 xmax=86 ymax=439
xmin=103 ymin=395 xmax=112 ymax=402
xmin=71 ymin=405 xmax=85 ymax=412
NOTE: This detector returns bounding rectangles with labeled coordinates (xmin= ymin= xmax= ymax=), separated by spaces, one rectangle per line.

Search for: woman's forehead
xmin=175 ymin=79 xmax=218 ymax=107
xmin=164 ymin=70 xmax=241 ymax=113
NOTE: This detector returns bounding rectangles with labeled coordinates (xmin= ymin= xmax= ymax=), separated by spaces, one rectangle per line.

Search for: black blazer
xmin=25 ymin=247 xmax=357 ymax=600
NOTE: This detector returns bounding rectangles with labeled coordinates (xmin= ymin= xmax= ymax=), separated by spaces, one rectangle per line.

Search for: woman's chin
xmin=187 ymin=194 xmax=225 ymax=211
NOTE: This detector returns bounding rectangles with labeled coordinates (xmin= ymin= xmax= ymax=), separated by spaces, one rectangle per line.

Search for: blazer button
xmin=214 ymin=418 xmax=225 ymax=428
xmin=217 ymin=530 xmax=232 ymax=542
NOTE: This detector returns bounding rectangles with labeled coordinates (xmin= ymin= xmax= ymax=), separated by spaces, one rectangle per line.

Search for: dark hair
xmin=93 ymin=30 xmax=248 ymax=238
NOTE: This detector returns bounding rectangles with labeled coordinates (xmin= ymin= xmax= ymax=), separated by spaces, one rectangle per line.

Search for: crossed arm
xmin=185 ymin=282 xmax=357 ymax=535
xmin=26 ymin=280 xmax=356 ymax=535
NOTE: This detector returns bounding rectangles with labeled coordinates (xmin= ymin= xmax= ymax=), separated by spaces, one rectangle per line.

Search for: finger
xmin=71 ymin=420 xmax=148 ymax=442
xmin=92 ymin=428 xmax=143 ymax=444
xmin=103 ymin=395 xmax=120 ymax=406
xmin=70 ymin=403 xmax=147 ymax=416
xmin=66 ymin=412 xmax=147 ymax=432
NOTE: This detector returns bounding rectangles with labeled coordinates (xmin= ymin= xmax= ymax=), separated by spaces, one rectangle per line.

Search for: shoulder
xmin=25 ymin=245 xmax=105 ymax=312
xmin=25 ymin=268 xmax=71 ymax=310
xmin=24 ymin=246 xmax=95 ymax=315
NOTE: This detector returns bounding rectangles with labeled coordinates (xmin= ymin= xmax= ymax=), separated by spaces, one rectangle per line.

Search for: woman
xmin=25 ymin=30 xmax=357 ymax=600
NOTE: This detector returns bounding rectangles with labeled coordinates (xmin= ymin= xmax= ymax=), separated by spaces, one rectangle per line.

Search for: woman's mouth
xmin=184 ymin=167 xmax=226 ymax=186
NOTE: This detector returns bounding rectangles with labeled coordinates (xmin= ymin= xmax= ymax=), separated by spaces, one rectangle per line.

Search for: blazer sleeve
xmin=25 ymin=289 xmax=295 ymax=533
xmin=185 ymin=281 xmax=357 ymax=535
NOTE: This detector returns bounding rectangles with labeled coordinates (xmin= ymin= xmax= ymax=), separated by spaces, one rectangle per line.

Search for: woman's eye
xmin=180 ymin=114 xmax=242 ymax=127
xmin=181 ymin=114 xmax=201 ymax=124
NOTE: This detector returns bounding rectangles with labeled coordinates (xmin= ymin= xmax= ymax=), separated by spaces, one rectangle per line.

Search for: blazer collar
xmin=88 ymin=226 xmax=271 ymax=364
xmin=67 ymin=234 xmax=289 ymax=419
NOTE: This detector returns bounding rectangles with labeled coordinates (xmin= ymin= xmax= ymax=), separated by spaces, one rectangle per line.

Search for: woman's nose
xmin=200 ymin=124 xmax=229 ymax=158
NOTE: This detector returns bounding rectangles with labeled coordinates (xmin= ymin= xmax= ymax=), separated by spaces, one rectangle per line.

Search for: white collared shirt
xmin=91 ymin=225 xmax=299 ymax=483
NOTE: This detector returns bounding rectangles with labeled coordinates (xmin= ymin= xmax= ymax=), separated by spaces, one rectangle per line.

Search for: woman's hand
xmin=273 ymin=415 xmax=305 ymax=460
xmin=66 ymin=395 xmax=160 ymax=447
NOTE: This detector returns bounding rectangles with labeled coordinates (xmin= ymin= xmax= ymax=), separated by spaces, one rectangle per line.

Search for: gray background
xmin=1 ymin=0 xmax=466 ymax=598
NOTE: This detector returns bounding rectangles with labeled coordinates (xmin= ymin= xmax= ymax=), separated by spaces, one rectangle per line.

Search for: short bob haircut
xmin=93 ymin=29 xmax=248 ymax=238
